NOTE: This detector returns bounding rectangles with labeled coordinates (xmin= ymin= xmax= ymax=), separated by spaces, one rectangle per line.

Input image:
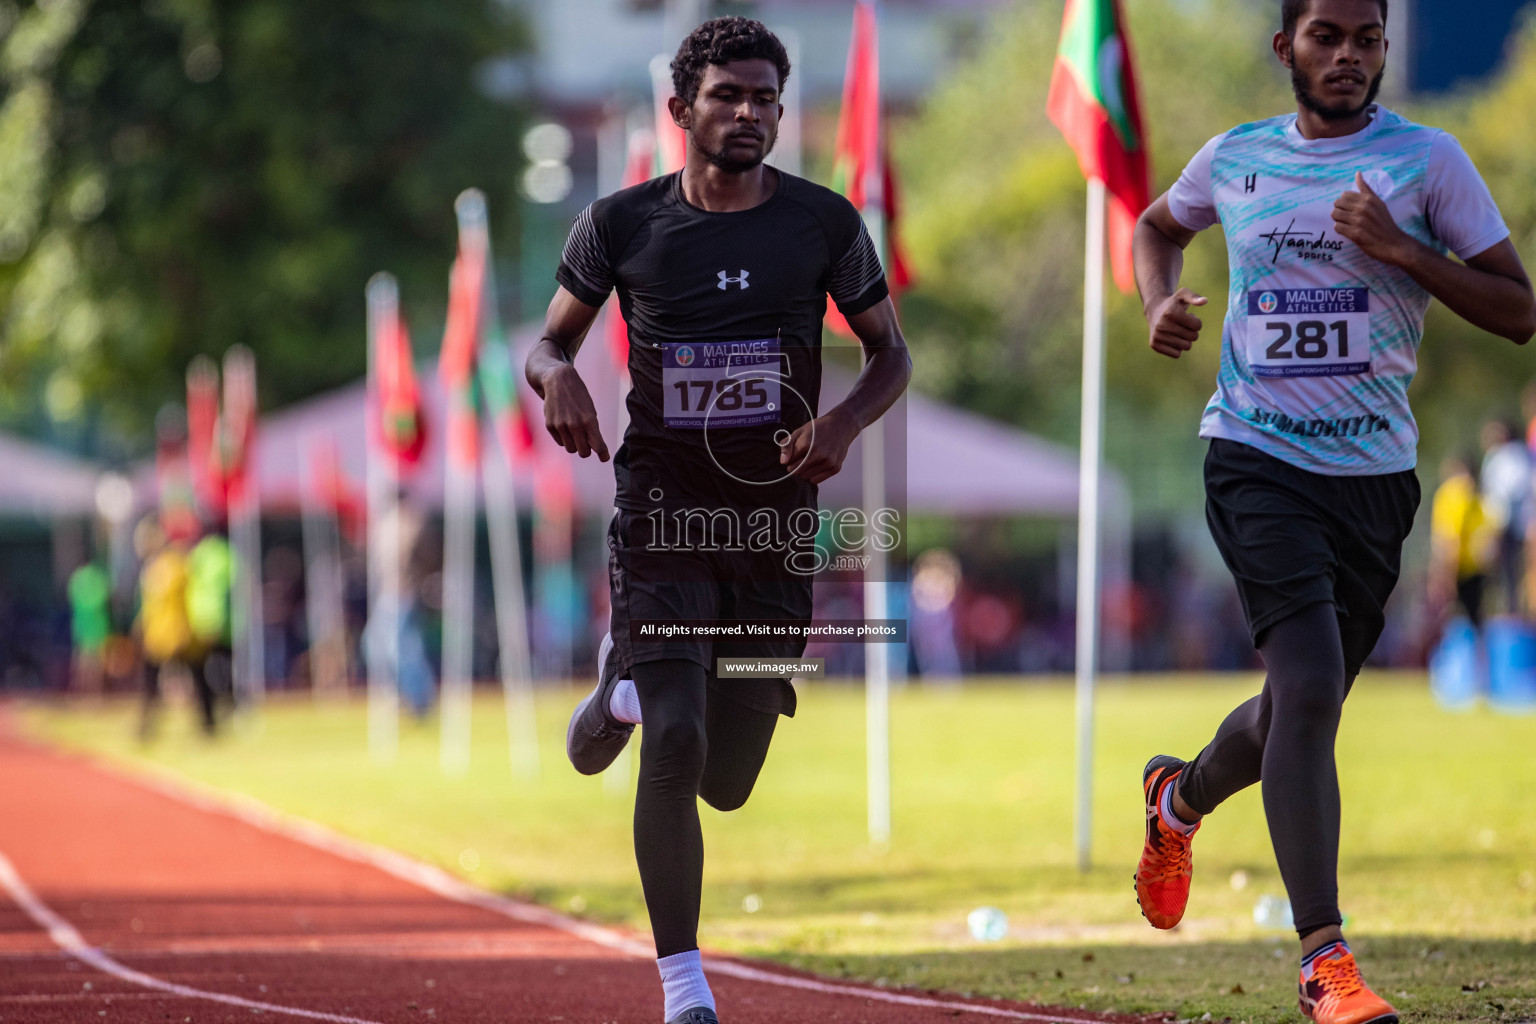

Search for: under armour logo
xmin=1244 ymin=173 xmax=1259 ymax=194
xmin=717 ymin=270 xmax=750 ymax=291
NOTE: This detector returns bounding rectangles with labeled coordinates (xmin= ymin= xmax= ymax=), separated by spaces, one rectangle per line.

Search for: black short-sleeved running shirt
xmin=556 ymin=169 xmax=888 ymax=515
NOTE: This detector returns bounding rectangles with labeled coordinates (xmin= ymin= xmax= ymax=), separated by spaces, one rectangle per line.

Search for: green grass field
xmin=20 ymin=674 xmax=1536 ymax=1023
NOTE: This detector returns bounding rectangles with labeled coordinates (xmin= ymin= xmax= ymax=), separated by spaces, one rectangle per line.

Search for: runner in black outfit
xmin=526 ymin=19 xmax=911 ymax=1024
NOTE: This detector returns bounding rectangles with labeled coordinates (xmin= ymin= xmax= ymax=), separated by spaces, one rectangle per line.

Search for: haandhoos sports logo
xmin=1258 ymin=291 xmax=1279 ymax=314
xmin=675 ymin=345 xmax=695 ymax=367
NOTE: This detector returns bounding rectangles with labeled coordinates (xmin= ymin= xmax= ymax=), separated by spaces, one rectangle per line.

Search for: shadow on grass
xmin=770 ymin=936 xmax=1536 ymax=1024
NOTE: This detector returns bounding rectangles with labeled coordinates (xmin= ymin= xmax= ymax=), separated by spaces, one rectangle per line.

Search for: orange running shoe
xmin=1135 ymin=754 xmax=1198 ymax=930
xmin=1298 ymin=943 xmax=1398 ymax=1024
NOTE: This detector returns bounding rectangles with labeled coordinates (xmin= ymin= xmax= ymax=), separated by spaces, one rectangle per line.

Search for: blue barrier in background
xmin=1485 ymin=617 xmax=1536 ymax=714
xmin=1429 ymin=617 xmax=1483 ymax=712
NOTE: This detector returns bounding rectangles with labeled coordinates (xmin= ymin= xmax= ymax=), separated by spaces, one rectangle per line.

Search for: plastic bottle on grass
xmin=1253 ymin=894 xmax=1293 ymax=930
xmin=967 ymin=907 xmax=1009 ymax=941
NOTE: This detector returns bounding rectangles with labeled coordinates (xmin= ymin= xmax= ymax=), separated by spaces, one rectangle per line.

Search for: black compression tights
xmin=632 ymin=660 xmax=780 ymax=958
xmin=1177 ymin=601 xmax=1353 ymax=937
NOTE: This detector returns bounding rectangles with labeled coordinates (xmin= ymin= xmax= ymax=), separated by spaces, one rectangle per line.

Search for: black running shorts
xmin=1204 ymin=438 xmax=1420 ymax=674
xmin=607 ymin=510 xmax=812 ymax=717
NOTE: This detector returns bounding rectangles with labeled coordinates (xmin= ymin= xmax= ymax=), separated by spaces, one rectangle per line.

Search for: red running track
xmin=0 ymin=720 xmax=1167 ymax=1024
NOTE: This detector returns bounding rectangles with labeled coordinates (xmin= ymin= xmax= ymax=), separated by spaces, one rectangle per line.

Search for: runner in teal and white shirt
xmin=1168 ymin=106 xmax=1511 ymax=474
xmin=1128 ymin=2 xmax=1536 ymax=1023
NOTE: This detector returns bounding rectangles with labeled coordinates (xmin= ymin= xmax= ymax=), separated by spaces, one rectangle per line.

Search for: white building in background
xmin=496 ymin=0 xmax=1011 ymax=317
xmin=497 ymin=0 xmax=1007 ymax=109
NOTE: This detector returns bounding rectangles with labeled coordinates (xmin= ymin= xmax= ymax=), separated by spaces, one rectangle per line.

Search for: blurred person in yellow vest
xmin=1430 ymin=452 xmax=1496 ymax=629
xmin=135 ymin=517 xmax=218 ymax=739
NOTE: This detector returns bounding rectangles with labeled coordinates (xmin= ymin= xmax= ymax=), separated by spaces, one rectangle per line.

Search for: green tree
xmin=893 ymin=0 xmax=1290 ymax=514
xmin=0 ymin=0 xmax=529 ymax=454
xmin=894 ymin=0 xmax=1536 ymax=514
xmin=1412 ymin=14 xmax=1536 ymax=458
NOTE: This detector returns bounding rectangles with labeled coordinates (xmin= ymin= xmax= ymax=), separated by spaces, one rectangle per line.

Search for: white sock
xmin=608 ymin=677 xmax=642 ymax=724
xmin=1159 ymin=778 xmax=1198 ymax=835
xmin=657 ymin=949 xmax=714 ymax=1020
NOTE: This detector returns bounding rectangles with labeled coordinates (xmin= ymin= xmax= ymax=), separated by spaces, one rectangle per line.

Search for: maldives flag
xmin=219 ymin=346 xmax=258 ymax=510
xmin=373 ymin=309 xmax=427 ymax=475
xmin=1046 ymin=0 xmax=1151 ymax=294
xmin=439 ymin=243 xmax=486 ymax=469
xmin=155 ymin=405 xmax=199 ymax=542
xmin=825 ymin=0 xmax=910 ymax=339
xmin=478 ymin=323 xmax=536 ymax=468
xmin=650 ymin=55 xmax=688 ymax=176
xmin=607 ymin=128 xmax=657 ymax=371
xmin=309 ymin=439 xmax=366 ymax=546
xmin=186 ymin=357 xmax=225 ymax=516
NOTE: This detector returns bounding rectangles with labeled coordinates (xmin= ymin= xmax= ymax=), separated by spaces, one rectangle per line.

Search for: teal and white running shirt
xmin=1168 ymin=106 xmax=1509 ymax=476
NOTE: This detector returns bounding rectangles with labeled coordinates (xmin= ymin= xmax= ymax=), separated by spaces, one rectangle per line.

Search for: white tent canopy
xmin=0 ymin=432 xmax=102 ymax=519
xmin=177 ymin=322 xmax=1123 ymax=517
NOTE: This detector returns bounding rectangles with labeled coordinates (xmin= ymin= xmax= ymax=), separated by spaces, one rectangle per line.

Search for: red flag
xmin=651 ymin=56 xmax=688 ymax=175
xmin=220 ymin=347 xmax=258 ymax=510
xmin=440 ymin=243 xmax=486 ymax=468
xmin=373 ymin=309 xmax=427 ymax=474
xmin=607 ymin=129 xmax=658 ymax=370
xmin=309 ymin=439 xmax=365 ymax=546
xmin=825 ymin=1 xmax=911 ymax=339
xmin=882 ymin=151 xmax=913 ymax=295
xmin=186 ymin=357 xmax=225 ymax=516
xmin=1046 ymin=0 xmax=1151 ymax=293
xmin=478 ymin=325 xmax=536 ymax=468
xmin=830 ymin=0 xmax=880 ymax=212
xmin=155 ymin=405 xmax=199 ymax=542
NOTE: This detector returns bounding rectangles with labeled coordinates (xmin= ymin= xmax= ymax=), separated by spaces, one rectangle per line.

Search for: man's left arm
xmin=779 ymin=298 xmax=912 ymax=484
xmin=1333 ymin=172 xmax=1536 ymax=344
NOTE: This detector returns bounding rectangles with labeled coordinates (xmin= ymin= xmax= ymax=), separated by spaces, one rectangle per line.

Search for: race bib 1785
xmin=662 ymin=339 xmax=783 ymax=429
xmin=1245 ymin=287 xmax=1371 ymax=379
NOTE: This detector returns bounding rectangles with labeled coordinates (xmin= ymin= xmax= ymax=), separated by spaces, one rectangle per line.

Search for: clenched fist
xmin=1147 ymin=287 xmax=1209 ymax=359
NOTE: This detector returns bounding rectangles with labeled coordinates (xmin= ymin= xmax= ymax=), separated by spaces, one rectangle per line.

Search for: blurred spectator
xmin=67 ymin=559 xmax=111 ymax=698
xmin=135 ymin=518 xmax=217 ymax=739
xmin=187 ymin=531 xmax=236 ymax=724
xmin=1430 ymin=453 xmax=1495 ymax=629
xmin=958 ymin=589 xmax=1022 ymax=674
xmin=263 ymin=546 xmax=305 ymax=688
xmin=1479 ymin=420 xmax=1531 ymax=614
xmin=363 ymin=503 xmax=435 ymax=719
xmin=910 ymin=549 xmax=962 ymax=682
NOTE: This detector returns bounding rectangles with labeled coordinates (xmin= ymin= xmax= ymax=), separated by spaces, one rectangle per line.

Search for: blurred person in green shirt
xmin=66 ymin=560 xmax=112 ymax=698
xmin=187 ymin=530 xmax=236 ymax=725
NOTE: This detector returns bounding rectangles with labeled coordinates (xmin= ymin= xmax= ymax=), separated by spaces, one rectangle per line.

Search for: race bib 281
xmin=1245 ymin=287 xmax=1371 ymax=379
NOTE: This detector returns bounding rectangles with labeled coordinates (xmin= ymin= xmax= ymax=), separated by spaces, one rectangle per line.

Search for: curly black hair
xmin=1282 ymin=0 xmax=1387 ymax=36
xmin=670 ymin=16 xmax=791 ymax=107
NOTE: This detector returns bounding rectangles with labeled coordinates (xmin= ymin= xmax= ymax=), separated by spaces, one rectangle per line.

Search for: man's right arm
xmin=525 ymin=287 xmax=610 ymax=461
xmin=1134 ymin=194 xmax=1209 ymax=360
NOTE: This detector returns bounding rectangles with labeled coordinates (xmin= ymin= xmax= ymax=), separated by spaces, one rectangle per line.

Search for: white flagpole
xmin=225 ymin=346 xmax=265 ymax=713
xmin=463 ymin=187 xmax=540 ymax=782
xmin=300 ymin=435 xmax=349 ymax=702
xmin=863 ymin=415 xmax=891 ymax=848
xmin=1075 ymin=177 xmax=1109 ymax=873
xmin=440 ymin=197 xmax=484 ymax=778
xmin=860 ymin=0 xmax=891 ymax=850
xmin=365 ymin=273 xmax=401 ymax=763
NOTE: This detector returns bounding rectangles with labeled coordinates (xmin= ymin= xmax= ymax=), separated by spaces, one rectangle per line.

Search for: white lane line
xmin=115 ymin=764 xmax=1089 ymax=1023
xmin=0 ymin=851 xmax=386 ymax=1024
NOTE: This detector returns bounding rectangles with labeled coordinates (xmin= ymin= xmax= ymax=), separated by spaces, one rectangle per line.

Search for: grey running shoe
xmin=665 ymin=1008 xmax=719 ymax=1024
xmin=565 ymin=633 xmax=634 ymax=775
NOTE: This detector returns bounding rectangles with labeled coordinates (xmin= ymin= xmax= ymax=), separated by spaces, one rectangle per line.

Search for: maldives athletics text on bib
xmin=661 ymin=338 xmax=783 ymax=430
xmin=1245 ymin=287 xmax=1371 ymax=378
